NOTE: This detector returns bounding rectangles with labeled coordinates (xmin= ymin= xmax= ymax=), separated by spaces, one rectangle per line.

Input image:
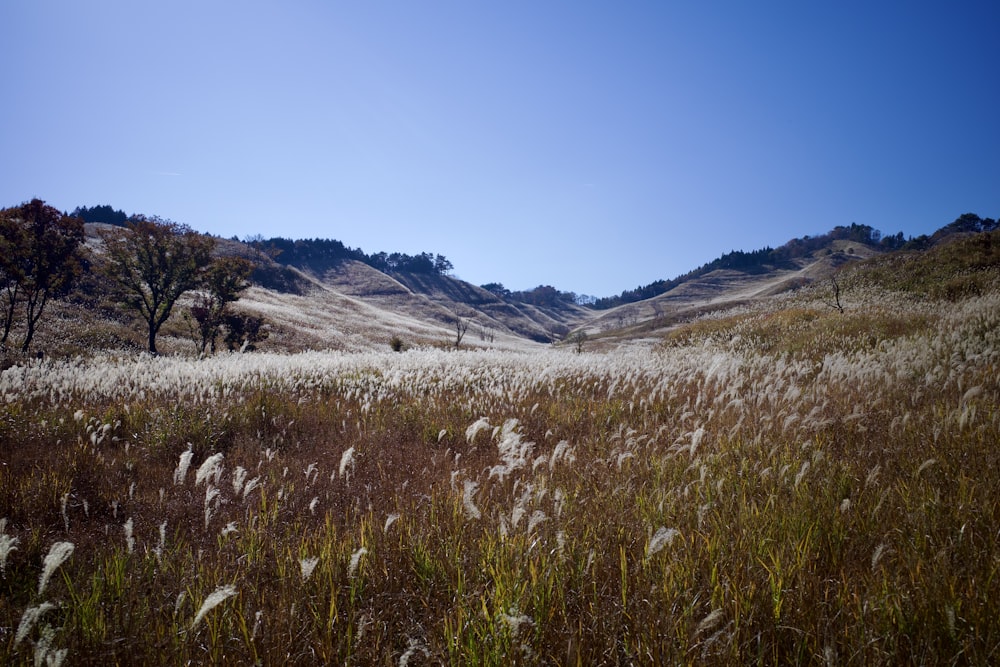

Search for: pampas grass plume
xmin=174 ymin=444 xmax=193 ymax=486
xmin=339 ymin=446 xmax=356 ymax=480
xmin=462 ymin=480 xmax=481 ymax=520
xmin=348 ymin=547 xmax=367 ymax=578
xmin=15 ymin=602 xmax=56 ymax=647
xmin=0 ymin=518 xmax=18 ymax=572
xmin=38 ymin=541 xmax=74 ymax=595
xmin=191 ymin=584 xmax=237 ymax=629
xmin=300 ymin=557 xmax=320 ymax=582
xmin=195 ymin=453 xmax=224 ymax=486
xmin=646 ymin=527 xmax=680 ymax=559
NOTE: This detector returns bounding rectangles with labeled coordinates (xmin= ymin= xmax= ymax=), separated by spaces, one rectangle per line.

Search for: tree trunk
xmin=20 ymin=291 xmax=47 ymax=353
xmin=148 ymin=319 xmax=159 ymax=355
xmin=1 ymin=285 xmax=19 ymax=346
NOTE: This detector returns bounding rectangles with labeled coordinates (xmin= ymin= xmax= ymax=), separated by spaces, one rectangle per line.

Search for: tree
xmin=0 ymin=215 xmax=28 ymax=346
xmin=189 ymin=257 xmax=254 ymax=354
xmin=71 ymin=204 xmax=130 ymax=227
xmin=223 ymin=312 xmax=269 ymax=352
xmin=0 ymin=200 xmax=85 ymax=352
xmin=481 ymin=283 xmax=511 ymax=299
xmin=453 ymin=316 xmax=469 ymax=349
xmin=825 ymin=277 xmax=845 ymax=314
xmin=434 ymin=254 xmax=454 ymax=275
xmin=101 ymin=216 xmax=215 ymax=354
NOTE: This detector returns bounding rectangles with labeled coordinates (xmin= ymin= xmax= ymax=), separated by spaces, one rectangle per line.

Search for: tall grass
xmin=1 ymin=289 xmax=998 ymax=664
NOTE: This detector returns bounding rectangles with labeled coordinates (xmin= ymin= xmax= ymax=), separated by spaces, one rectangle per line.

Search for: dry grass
xmin=1 ymin=281 xmax=999 ymax=664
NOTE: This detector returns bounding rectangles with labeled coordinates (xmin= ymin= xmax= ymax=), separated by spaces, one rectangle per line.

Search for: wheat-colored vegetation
xmin=2 ymin=240 xmax=999 ymax=664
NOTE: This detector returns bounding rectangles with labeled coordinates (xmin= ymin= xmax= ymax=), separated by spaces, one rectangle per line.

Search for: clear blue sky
xmin=2 ymin=1 xmax=998 ymax=297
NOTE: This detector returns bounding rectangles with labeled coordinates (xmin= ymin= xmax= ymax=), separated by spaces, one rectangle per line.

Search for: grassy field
xmin=2 ymin=272 xmax=999 ymax=664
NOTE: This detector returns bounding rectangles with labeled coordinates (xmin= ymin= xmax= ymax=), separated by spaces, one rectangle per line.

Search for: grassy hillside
xmin=1 ymin=249 xmax=998 ymax=663
xmin=843 ymin=229 xmax=1000 ymax=299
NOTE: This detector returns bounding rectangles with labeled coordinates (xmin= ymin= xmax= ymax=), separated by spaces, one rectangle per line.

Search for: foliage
xmin=0 ymin=199 xmax=86 ymax=353
xmin=480 ymin=282 xmax=512 ymax=299
xmin=222 ymin=312 xmax=269 ymax=352
xmin=368 ymin=251 xmax=453 ymax=276
xmin=247 ymin=236 xmax=455 ymax=277
xmin=100 ymin=217 xmax=216 ymax=354
xmin=189 ymin=257 xmax=255 ymax=354
xmin=70 ymin=204 xmax=131 ymax=228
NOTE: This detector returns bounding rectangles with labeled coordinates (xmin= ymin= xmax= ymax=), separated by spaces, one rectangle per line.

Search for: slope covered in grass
xmin=844 ymin=229 xmax=1000 ymax=300
xmin=1 ymin=265 xmax=998 ymax=663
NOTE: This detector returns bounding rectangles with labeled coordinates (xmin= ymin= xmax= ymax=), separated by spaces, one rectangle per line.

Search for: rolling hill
xmin=4 ymin=213 xmax=997 ymax=358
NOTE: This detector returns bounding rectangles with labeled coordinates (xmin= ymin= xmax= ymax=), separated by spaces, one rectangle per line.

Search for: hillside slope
xmin=7 ymin=215 xmax=995 ymax=358
xmin=578 ymin=239 xmax=880 ymax=343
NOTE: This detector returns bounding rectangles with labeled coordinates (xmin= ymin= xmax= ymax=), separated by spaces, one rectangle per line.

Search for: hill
xmin=570 ymin=215 xmax=997 ymax=348
xmin=2 ymin=206 xmax=997 ymax=359
xmin=3 ymin=225 xmax=999 ymax=663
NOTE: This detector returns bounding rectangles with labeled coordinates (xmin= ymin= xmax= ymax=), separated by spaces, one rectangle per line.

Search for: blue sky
xmin=2 ymin=1 xmax=998 ymax=297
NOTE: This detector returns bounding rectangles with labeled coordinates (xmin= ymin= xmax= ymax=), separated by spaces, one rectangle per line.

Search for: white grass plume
xmin=794 ymin=461 xmax=810 ymax=489
xmin=60 ymin=492 xmax=69 ymax=531
xmin=154 ymin=521 xmax=167 ymax=562
xmin=124 ymin=518 xmax=134 ymax=554
xmin=501 ymin=605 xmax=533 ymax=637
xmin=190 ymin=584 xmax=237 ymax=629
xmin=348 ymin=547 xmax=367 ymax=578
xmin=232 ymin=466 xmax=248 ymax=495
xmin=0 ymin=518 xmax=18 ymax=572
xmin=195 ymin=453 xmax=224 ymax=486
xmin=34 ymin=623 xmax=67 ymax=667
xmin=549 ymin=440 xmax=575 ymax=470
xmin=465 ymin=417 xmax=491 ymax=444
xmin=174 ymin=445 xmax=194 ymax=485
xmin=15 ymin=602 xmax=56 ymax=647
xmin=526 ymin=510 xmax=547 ymax=534
xmin=242 ymin=476 xmax=261 ymax=500
xmin=961 ymin=385 xmax=982 ymax=405
xmin=646 ymin=527 xmax=680 ymax=559
xmin=696 ymin=608 xmax=724 ymax=635
xmin=339 ymin=446 xmax=356 ymax=480
xmin=38 ymin=541 xmax=74 ymax=595
xmin=204 ymin=486 xmax=221 ymax=529
xmin=462 ymin=480 xmax=481 ymax=520
xmin=690 ymin=427 xmax=705 ymax=457
xmin=399 ymin=637 xmax=430 ymax=666
xmin=489 ymin=419 xmax=534 ymax=481
xmin=871 ymin=542 xmax=890 ymax=571
xmin=300 ymin=556 xmax=320 ymax=582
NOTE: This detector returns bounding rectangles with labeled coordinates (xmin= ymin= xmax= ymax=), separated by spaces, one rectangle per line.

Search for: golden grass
xmin=1 ymin=286 xmax=999 ymax=664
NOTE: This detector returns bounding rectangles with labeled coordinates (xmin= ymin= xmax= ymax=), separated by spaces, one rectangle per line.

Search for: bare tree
xmin=454 ymin=317 xmax=469 ymax=349
xmin=825 ymin=277 xmax=845 ymax=314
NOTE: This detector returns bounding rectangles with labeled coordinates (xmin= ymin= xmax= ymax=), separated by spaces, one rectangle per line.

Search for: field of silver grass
xmin=1 ymin=292 xmax=998 ymax=664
